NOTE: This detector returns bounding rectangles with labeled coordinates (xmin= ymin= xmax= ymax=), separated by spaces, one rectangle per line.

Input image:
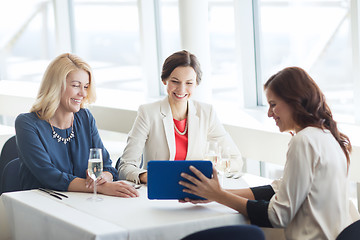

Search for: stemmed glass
xmin=217 ymin=147 xmax=231 ymax=187
xmin=87 ymin=148 xmax=103 ymax=201
xmin=204 ymin=140 xmax=220 ymax=167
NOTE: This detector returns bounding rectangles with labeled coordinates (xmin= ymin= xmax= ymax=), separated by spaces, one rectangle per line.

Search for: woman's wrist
xmin=139 ymin=172 xmax=147 ymax=184
xmin=102 ymin=171 xmax=113 ymax=182
xmin=212 ymin=188 xmax=229 ymax=203
xmin=96 ymin=181 xmax=108 ymax=193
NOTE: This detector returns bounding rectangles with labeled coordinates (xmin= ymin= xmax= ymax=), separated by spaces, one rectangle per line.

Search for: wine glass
xmin=87 ymin=148 xmax=103 ymax=201
xmin=217 ymin=147 xmax=231 ymax=187
xmin=204 ymin=140 xmax=219 ymax=167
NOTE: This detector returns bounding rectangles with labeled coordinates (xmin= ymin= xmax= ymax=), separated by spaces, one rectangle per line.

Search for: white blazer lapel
xmin=186 ymin=100 xmax=200 ymax=159
xmin=160 ymin=97 xmax=176 ymax=160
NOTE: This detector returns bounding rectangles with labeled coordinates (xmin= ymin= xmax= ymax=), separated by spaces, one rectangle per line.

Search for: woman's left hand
xmin=86 ymin=170 xmax=113 ymax=188
xmin=179 ymin=166 xmax=222 ymax=202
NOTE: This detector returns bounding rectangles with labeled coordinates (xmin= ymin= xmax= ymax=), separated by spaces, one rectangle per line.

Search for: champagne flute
xmin=204 ymin=140 xmax=219 ymax=167
xmin=87 ymin=148 xmax=103 ymax=201
xmin=217 ymin=147 xmax=231 ymax=187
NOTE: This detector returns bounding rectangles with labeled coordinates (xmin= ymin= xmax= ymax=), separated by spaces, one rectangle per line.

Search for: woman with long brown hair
xmin=180 ymin=67 xmax=354 ymax=239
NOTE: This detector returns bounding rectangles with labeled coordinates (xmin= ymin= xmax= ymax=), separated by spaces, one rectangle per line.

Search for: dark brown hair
xmin=161 ymin=50 xmax=202 ymax=85
xmin=264 ymin=67 xmax=351 ymax=169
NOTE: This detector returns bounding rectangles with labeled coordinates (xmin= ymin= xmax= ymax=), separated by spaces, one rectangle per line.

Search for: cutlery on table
xmin=38 ymin=188 xmax=69 ymax=200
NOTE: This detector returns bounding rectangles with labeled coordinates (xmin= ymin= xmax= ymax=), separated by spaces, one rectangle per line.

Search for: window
xmin=159 ymin=0 xmax=181 ymax=59
xmin=0 ymin=0 xmax=56 ymax=82
xmin=73 ymin=0 xmax=142 ymax=92
xmin=257 ymin=0 xmax=352 ymax=122
xmin=158 ymin=0 xmax=239 ymax=101
xmin=209 ymin=1 xmax=238 ymax=102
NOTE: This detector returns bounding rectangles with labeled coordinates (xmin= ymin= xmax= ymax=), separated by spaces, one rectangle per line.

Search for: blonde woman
xmin=15 ymin=53 xmax=138 ymax=198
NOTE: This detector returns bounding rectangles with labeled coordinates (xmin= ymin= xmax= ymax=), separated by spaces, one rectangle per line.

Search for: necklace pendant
xmin=49 ymin=115 xmax=75 ymax=144
xmin=174 ymin=120 xmax=188 ymax=136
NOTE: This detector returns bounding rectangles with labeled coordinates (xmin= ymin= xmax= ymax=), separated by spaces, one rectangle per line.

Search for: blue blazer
xmin=15 ymin=109 xmax=117 ymax=191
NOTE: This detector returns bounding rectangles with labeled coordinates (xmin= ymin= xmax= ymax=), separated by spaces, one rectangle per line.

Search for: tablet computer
xmin=147 ymin=160 xmax=213 ymax=200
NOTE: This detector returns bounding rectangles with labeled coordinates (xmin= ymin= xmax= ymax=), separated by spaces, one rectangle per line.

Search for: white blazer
xmin=118 ymin=97 xmax=241 ymax=183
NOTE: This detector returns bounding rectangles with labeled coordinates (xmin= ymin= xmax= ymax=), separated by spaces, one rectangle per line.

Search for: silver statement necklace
xmin=174 ymin=119 xmax=188 ymax=136
xmin=49 ymin=115 xmax=75 ymax=144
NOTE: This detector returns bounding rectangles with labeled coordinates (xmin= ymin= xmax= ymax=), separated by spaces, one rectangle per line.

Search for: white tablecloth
xmin=0 ymin=174 xmax=273 ymax=240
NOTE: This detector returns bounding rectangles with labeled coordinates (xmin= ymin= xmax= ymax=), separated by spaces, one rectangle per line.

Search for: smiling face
xmin=58 ymin=69 xmax=90 ymax=114
xmin=266 ymin=88 xmax=300 ymax=133
xmin=163 ymin=66 xmax=197 ymax=106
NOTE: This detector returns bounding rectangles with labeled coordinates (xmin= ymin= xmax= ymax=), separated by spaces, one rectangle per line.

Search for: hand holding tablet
xmin=147 ymin=160 xmax=213 ymax=200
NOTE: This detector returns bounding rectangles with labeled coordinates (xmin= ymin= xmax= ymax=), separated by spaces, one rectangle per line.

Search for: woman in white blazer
xmin=118 ymin=50 xmax=241 ymax=184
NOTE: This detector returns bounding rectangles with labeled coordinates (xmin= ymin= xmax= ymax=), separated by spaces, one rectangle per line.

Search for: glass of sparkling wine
xmin=87 ymin=148 xmax=103 ymax=201
xmin=217 ymin=147 xmax=231 ymax=187
xmin=204 ymin=140 xmax=219 ymax=167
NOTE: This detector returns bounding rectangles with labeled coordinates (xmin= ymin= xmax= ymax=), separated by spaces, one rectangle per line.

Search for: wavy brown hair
xmin=264 ymin=67 xmax=351 ymax=170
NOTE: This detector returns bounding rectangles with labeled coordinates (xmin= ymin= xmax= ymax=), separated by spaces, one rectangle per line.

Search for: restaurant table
xmin=0 ymin=173 xmax=273 ymax=240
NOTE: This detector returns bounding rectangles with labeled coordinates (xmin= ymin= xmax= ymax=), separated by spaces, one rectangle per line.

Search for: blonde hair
xmin=30 ymin=53 xmax=96 ymax=120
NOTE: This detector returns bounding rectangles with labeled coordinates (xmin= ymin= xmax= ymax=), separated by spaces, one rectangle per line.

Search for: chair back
xmin=181 ymin=225 xmax=265 ymax=240
xmin=1 ymin=158 xmax=22 ymax=195
xmin=336 ymin=220 xmax=360 ymax=240
xmin=0 ymin=135 xmax=18 ymax=180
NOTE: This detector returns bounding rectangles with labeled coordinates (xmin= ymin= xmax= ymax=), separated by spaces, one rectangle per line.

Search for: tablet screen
xmin=147 ymin=160 xmax=213 ymax=200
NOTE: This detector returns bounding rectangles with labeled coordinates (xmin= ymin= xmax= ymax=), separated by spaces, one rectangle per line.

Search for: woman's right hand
xmin=97 ymin=181 xmax=139 ymax=198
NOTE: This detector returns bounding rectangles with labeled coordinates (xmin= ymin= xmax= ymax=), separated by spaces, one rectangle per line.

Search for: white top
xmin=118 ymin=97 xmax=242 ymax=183
xmin=268 ymin=127 xmax=352 ymax=239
